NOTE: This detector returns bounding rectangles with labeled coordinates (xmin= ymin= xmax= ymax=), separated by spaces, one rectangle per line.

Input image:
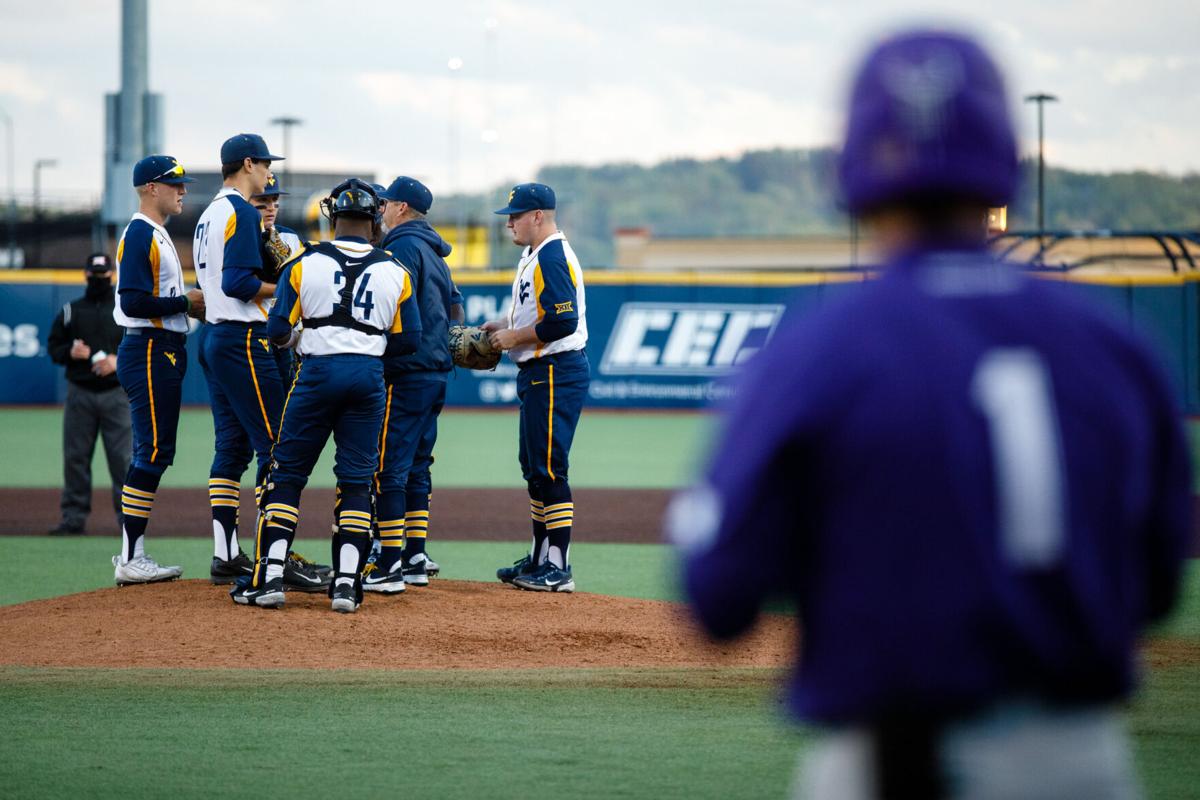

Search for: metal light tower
xmin=0 ymin=106 xmax=15 ymax=266
xmin=1024 ymin=93 xmax=1058 ymax=233
xmin=32 ymin=158 xmax=57 ymax=268
xmin=269 ymin=116 xmax=303 ymax=179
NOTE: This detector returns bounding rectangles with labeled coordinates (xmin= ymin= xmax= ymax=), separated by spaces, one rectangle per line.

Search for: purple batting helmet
xmin=837 ymin=30 xmax=1018 ymax=214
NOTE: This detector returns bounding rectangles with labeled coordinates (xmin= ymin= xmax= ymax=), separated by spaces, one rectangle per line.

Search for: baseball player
xmin=485 ymin=183 xmax=588 ymax=593
xmin=194 ymin=134 xmax=326 ymax=592
xmin=670 ymin=30 xmax=1191 ymax=799
xmin=252 ymin=174 xmax=302 ymax=386
xmin=231 ymin=179 xmax=421 ymax=612
xmin=361 ymin=176 xmax=464 ymax=593
xmin=111 ymin=155 xmax=204 ymax=585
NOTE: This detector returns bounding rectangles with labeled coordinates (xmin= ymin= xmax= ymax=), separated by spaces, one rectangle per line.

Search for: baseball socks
xmin=119 ymin=466 xmax=162 ymax=563
xmin=333 ymin=485 xmax=373 ymax=591
xmin=208 ymin=476 xmax=241 ymax=561
xmin=256 ymin=483 xmax=301 ymax=584
xmin=542 ymin=480 xmax=574 ymax=570
xmin=527 ymin=481 xmax=548 ymax=565
xmin=400 ymin=490 xmax=430 ymax=561
xmin=374 ymin=491 xmax=406 ymax=573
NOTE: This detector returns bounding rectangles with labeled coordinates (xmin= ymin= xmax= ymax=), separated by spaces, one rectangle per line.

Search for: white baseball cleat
xmin=112 ymin=555 xmax=183 ymax=586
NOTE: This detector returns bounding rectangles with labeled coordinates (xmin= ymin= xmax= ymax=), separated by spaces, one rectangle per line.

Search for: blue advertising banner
xmin=3 ymin=269 xmax=1197 ymax=412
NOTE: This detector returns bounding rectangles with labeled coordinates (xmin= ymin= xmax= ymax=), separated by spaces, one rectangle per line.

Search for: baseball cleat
xmin=210 ymin=550 xmax=254 ymax=585
xmin=496 ymin=554 xmax=537 ymax=584
xmin=230 ymin=576 xmax=286 ymax=608
xmin=401 ymin=553 xmax=430 ymax=586
xmin=513 ymin=562 xmax=575 ymax=593
xmin=423 ymin=553 xmax=440 ymax=577
xmin=113 ymin=555 xmax=182 ymax=586
xmin=283 ymin=554 xmax=331 ymax=593
xmin=289 ymin=549 xmax=333 ymax=578
xmin=331 ymin=582 xmax=360 ymax=613
xmin=361 ymin=563 xmax=407 ymax=594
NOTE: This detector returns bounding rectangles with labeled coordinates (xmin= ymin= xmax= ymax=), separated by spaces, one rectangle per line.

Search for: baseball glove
xmin=256 ymin=228 xmax=291 ymax=284
xmin=449 ymin=325 xmax=501 ymax=370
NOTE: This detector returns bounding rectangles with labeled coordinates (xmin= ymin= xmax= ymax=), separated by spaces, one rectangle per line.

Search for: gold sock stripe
xmin=543 ymin=502 xmax=574 ymax=513
xmin=121 ymin=495 xmax=154 ymax=510
xmin=405 ymin=521 xmax=429 ymax=531
xmin=405 ymin=530 xmax=428 ymax=539
xmin=544 ymin=512 xmax=574 ymax=524
xmin=121 ymin=506 xmax=151 ymax=518
xmin=531 ymin=512 xmax=546 ymax=523
xmin=404 ymin=510 xmax=430 ymax=520
xmin=339 ymin=509 xmax=372 ymax=519
xmin=377 ymin=520 xmax=405 ymax=532
xmin=529 ymin=499 xmax=545 ymax=509
xmin=209 ymin=499 xmax=240 ymax=508
xmin=340 ymin=523 xmax=372 ymax=534
xmin=545 ymin=519 xmax=573 ymax=530
xmin=122 ymin=485 xmax=155 ymax=500
xmin=208 ymin=489 xmax=241 ymax=500
xmin=208 ymin=478 xmax=240 ymax=488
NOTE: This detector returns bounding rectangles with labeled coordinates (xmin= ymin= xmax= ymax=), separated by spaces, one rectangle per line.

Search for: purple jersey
xmin=675 ymin=245 xmax=1191 ymax=725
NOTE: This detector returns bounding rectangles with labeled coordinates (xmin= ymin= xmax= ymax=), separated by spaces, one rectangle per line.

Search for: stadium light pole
xmin=32 ymin=158 xmax=57 ymax=269
xmin=1024 ymin=93 xmax=1058 ymax=234
xmin=0 ymin=106 xmax=14 ymax=267
xmin=448 ymin=56 xmax=465 ymax=267
xmin=269 ymin=116 xmax=303 ymax=179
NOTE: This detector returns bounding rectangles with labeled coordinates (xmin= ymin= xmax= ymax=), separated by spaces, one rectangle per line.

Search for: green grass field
xmin=2 ymin=407 xmax=1199 ymax=798
xmin=0 ymin=408 xmax=714 ymax=489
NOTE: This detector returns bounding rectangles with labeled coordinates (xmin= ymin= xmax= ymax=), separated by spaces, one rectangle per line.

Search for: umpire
xmin=46 ymin=254 xmax=131 ymax=536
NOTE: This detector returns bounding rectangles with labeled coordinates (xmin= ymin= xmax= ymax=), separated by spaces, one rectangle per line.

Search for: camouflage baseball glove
xmin=256 ymin=227 xmax=292 ymax=284
xmin=449 ymin=325 xmax=501 ymax=370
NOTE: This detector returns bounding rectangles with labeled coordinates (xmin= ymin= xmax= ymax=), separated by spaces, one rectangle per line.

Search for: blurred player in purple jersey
xmin=669 ymin=29 xmax=1191 ymax=800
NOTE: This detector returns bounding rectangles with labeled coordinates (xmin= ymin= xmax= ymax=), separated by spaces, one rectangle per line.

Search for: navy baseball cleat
xmin=361 ymin=563 xmax=407 ymax=594
xmin=331 ymin=582 xmax=361 ymax=613
xmin=513 ymin=562 xmax=574 ymax=593
xmin=497 ymin=554 xmax=537 ymax=584
xmin=283 ymin=555 xmax=331 ymax=593
xmin=423 ymin=552 xmax=440 ymax=577
xmin=231 ymin=576 xmax=286 ymax=608
xmin=289 ymin=550 xmax=333 ymax=579
xmin=402 ymin=553 xmax=430 ymax=586
xmin=210 ymin=550 xmax=254 ymax=585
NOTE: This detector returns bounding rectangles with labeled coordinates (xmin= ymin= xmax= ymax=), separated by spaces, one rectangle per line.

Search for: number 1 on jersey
xmin=971 ymin=349 xmax=1065 ymax=569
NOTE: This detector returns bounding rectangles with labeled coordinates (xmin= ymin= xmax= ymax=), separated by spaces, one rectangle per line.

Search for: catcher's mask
xmin=321 ymin=178 xmax=380 ymax=221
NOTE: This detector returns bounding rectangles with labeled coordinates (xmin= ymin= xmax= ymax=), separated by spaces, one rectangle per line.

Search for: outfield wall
xmin=2 ymin=269 xmax=1197 ymax=412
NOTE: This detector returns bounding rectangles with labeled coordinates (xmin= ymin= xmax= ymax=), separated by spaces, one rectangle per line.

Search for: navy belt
xmin=517 ymin=348 xmax=586 ymax=369
xmin=123 ymin=327 xmax=186 ymax=345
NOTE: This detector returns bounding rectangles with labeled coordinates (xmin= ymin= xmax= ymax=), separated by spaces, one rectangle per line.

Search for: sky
xmin=0 ymin=0 xmax=1197 ymax=207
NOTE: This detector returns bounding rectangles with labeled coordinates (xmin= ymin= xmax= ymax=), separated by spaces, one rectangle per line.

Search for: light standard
xmin=448 ymin=56 xmax=465 ymax=267
xmin=32 ymin=158 xmax=57 ymax=269
xmin=269 ymin=116 xmax=303 ymax=179
xmin=0 ymin=106 xmax=15 ymax=266
xmin=1024 ymin=93 xmax=1058 ymax=234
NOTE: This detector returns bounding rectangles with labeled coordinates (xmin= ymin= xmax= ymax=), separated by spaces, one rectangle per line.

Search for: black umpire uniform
xmin=45 ymin=254 xmax=132 ymax=535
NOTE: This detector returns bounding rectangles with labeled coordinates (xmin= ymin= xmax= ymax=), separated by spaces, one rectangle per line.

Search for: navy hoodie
xmin=380 ymin=220 xmax=463 ymax=380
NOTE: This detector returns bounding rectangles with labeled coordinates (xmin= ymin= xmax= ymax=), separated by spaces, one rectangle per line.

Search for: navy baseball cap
xmin=837 ymin=30 xmax=1018 ymax=213
xmin=494 ymin=183 xmax=555 ymax=215
xmin=220 ymin=133 xmax=285 ymax=165
xmin=132 ymin=155 xmax=195 ymax=187
xmin=378 ymin=176 xmax=434 ymax=214
xmin=253 ymin=174 xmax=289 ymax=198
xmin=85 ymin=253 xmax=114 ymax=273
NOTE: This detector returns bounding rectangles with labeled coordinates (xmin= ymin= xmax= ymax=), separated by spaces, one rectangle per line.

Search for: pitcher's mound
xmin=0 ymin=580 xmax=793 ymax=671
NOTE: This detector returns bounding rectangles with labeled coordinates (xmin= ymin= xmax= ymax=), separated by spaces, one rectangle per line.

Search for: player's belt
xmin=123 ymin=327 xmax=186 ymax=346
xmin=517 ymin=348 xmax=587 ymax=369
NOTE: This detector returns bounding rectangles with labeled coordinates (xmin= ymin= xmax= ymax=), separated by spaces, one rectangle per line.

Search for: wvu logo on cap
xmin=163 ymin=352 xmax=177 ymax=367
xmin=508 ymin=189 xmax=516 ymax=203
xmin=267 ymin=176 xmax=277 ymax=188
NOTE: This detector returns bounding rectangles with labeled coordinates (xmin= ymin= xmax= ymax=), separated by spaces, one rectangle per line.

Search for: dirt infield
xmin=0 ymin=487 xmax=669 ymax=542
xmin=0 ymin=579 xmax=793 ymax=670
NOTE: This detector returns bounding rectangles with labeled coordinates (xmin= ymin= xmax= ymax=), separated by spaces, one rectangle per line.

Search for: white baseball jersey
xmin=272 ymin=238 xmax=418 ymax=357
xmin=113 ymin=213 xmax=189 ymax=332
xmin=507 ymin=231 xmax=587 ymax=363
xmin=194 ymin=187 xmax=271 ymax=323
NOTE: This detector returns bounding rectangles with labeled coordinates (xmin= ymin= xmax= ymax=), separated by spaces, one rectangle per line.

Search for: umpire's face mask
xmin=86 ymin=272 xmax=113 ymax=299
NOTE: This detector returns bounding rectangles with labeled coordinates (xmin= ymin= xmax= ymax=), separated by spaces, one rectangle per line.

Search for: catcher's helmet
xmin=321 ymin=178 xmax=380 ymax=221
xmin=837 ymin=30 xmax=1018 ymax=214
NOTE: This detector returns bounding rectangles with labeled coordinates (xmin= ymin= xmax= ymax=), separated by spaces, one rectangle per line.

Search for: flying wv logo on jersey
xmin=519 ymin=279 xmax=531 ymax=305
